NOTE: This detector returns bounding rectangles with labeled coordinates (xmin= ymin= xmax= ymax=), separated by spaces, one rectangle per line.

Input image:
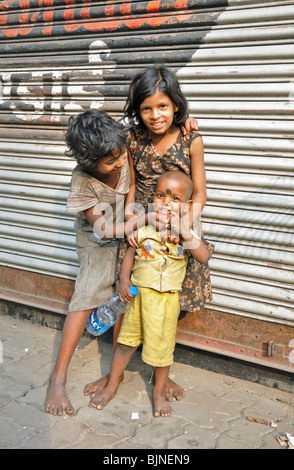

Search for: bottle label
xmin=88 ymin=311 xmax=111 ymax=335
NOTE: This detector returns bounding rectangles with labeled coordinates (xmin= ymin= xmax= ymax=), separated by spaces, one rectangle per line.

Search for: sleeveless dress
xmin=117 ymin=126 xmax=213 ymax=312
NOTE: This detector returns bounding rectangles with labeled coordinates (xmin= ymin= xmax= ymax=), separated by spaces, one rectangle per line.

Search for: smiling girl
xmin=123 ymin=65 xmax=214 ymax=401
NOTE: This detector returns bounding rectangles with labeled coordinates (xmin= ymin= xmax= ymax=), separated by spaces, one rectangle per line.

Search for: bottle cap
xmin=129 ymin=286 xmax=139 ymax=297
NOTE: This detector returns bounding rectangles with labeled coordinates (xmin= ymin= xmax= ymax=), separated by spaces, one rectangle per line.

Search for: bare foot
xmin=83 ymin=374 xmax=109 ymax=398
xmin=84 ymin=373 xmax=124 ymax=398
xmin=89 ymin=385 xmax=118 ymax=410
xmin=45 ymin=381 xmax=74 ymax=416
xmin=153 ymin=389 xmax=174 ymax=418
xmin=165 ymin=377 xmax=184 ymax=402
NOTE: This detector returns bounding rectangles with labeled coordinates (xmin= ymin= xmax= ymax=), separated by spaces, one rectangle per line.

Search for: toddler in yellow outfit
xmin=91 ymin=171 xmax=211 ymax=417
xmin=118 ymin=224 xmax=188 ymax=368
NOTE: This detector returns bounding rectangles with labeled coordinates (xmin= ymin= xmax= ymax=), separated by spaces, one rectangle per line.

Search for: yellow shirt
xmin=131 ymin=225 xmax=189 ymax=293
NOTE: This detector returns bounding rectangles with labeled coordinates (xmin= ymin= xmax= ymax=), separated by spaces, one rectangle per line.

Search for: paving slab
xmin=0 ymin=313 xmax=294 ymax=452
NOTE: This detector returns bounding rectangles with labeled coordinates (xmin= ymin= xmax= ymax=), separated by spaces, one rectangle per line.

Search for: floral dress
xmin=117 ymin=126 xmax=213 ymax=312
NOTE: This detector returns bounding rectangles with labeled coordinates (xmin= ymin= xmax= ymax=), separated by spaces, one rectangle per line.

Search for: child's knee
xmin=118 ymin=343 xmax=137 ymax=357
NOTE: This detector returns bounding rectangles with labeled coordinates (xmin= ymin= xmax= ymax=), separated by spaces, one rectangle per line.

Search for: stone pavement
xmin=1 ymin=312 xmax=294 ymax=451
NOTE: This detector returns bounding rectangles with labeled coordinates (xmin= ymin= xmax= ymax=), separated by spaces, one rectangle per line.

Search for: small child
xmin=89 ymin=170 xmax=211 ymax=417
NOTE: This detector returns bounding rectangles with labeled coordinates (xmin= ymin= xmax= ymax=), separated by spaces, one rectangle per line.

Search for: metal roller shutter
xmin=0 ymin=0 xmax=293 ymax=370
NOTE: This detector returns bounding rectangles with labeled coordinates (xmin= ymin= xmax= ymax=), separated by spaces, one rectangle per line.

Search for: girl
xmin=124 ymin=66 xmax=213 ymax=307
xmin=84 ymin=66 xmax=213 ymax=410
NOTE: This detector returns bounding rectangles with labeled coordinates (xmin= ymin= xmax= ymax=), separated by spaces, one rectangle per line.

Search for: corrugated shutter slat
xmin=0 ymin=0 xmax=293 ymax=328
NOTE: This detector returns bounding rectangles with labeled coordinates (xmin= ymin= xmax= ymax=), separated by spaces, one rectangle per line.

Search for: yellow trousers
xmin=117 ymin=287 xmax=180 ymax=367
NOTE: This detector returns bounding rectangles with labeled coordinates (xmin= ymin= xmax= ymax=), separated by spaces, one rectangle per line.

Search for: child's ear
xmin=183 ymin=200 xmax=193 ymax=214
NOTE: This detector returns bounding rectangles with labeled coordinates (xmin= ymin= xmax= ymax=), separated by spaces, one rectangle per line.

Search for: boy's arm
xmin=181 ymin=227 xmax=211 ymax=265
xmin=118 ymin=246 xmax=136 ymax=302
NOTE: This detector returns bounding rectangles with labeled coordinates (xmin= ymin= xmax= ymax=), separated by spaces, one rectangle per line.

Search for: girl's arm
xmin=124 ymin=151 xmax=137 ymax=221
xmin=123 ymin=152 xmax=140 ymax=248
xmin=118 ymin=246 xmax=136 ymax=302
xmin=184 ymin=135 xmax=207 ymax=232
xmin=84 ymin=203 xmax=151 ymax=241
xmin=168 ymin=135 xmax=207 ymax=243
xmin=190 ymin=135 xmax=207 ymax=211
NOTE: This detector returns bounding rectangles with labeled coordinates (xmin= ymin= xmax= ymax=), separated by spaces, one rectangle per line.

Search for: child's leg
xmin=84 ymin=314 xmax=124 ymax=397
xmin=152 ymin=366 xmax=174 ymax=418
xmin=46 ymin=308 xmax=91 ymax=416
xmin=84 ymin=321 xmax=184 ymax=403
xmin=89 ymin=343 xmax=137 ymax=410
xmin=84 ymin=308 xmax=183 ymax=402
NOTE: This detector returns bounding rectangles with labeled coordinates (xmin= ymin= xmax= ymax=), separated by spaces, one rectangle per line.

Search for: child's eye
xmin=102 ymin=156 xmax=116 ymax=166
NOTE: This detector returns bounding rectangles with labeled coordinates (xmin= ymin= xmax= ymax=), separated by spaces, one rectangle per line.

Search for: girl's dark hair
xmin=65 ymin=110 xmax=127 ymax=174
xmin=124 ymin=66 xmax=189 ymax=129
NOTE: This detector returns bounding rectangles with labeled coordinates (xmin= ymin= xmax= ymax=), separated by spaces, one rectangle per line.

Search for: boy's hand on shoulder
xmin=181 ymin=117 xmax=199 ymax=138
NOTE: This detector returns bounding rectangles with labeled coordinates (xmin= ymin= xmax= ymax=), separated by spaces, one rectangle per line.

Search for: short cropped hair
xmin=157 ymin=170 xmax=194 ymax=201
xmin=124 ymin=66 xmax=189 ymax=129
xmin=65 ymin=110 xmax=127 ymax=174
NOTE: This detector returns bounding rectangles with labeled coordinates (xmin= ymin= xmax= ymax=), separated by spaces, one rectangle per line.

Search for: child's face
xmin=153 ymin=176 xmax=189 ymax=214
xmin=95 ymin=147 xmax=127 ymax=177
xmin=139 ymin=90 xmax=178 ymax=137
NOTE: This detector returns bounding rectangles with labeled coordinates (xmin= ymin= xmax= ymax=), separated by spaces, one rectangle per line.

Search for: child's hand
xmin=169 ymin=211 xmax=181 ymax=244
xmin=181 ymin=117 xmax=198 ymax=137
xmin=148 ymin=209 xmax=169 ymax=232
xmin=118 ymin=280 xmax=133 ymax=303
xmin=166 ymin=210 xmax=190 ymax=244
xmin=126 ymin=231 xmax=139 ymax=248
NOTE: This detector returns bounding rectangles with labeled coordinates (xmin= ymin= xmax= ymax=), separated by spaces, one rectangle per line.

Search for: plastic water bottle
xmin=86 ymin=286 xmax=138 ymax=336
